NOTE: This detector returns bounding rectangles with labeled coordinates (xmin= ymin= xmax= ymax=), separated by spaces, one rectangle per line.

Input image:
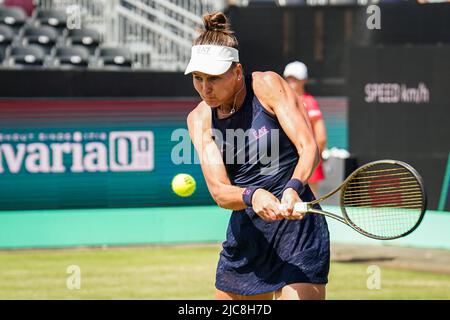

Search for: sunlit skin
xmin=284 ymin=75 xmax=328 ymax=196
xmin=192 ymin=64 xmax=246 ymax=116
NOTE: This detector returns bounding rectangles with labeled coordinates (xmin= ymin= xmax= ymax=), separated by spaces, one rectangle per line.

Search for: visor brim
xmin=184 ymin=59 xmax=233 ymax=76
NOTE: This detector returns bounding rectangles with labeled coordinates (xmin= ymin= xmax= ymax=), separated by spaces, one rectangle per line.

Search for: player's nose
xmin=204 ymin=83 xmax=213 ymax=94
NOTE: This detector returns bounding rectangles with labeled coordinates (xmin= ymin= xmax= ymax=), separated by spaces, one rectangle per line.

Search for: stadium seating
xmin=0 ymin=5 xmax=27 ymax=32
xmin=0 ymin=4 xmax=136 ymax=70
xmin=53 ymin=45 xmax=90 ymax=69
xmin=96 ymin=47 xmax=133 ymax=69
xmin=66 ymin=28 xmax=101 ymax=55
xmin=33 ymin=8 xmax=67 ymax=35
xmin=22 ymin=25 xmax=58 ymax=54
xmin=0 ymin=24 xmax=14 ymax=62
xmin=6 ymin=44 xmax=45 ymax=67
xmin=3 ymin=0 xmax=34 ymax=16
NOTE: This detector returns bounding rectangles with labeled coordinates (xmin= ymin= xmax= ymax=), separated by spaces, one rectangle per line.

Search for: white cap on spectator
xmin=283 ymin=61 xmax=308 ymax=80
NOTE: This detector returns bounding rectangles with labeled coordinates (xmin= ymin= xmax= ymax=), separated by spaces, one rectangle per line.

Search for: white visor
xmin=184 ymin=45 xmax=239 ymax=75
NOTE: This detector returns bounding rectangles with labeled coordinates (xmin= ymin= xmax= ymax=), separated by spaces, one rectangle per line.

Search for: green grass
xmin=0 ymin=245 xmax=449 ymax=300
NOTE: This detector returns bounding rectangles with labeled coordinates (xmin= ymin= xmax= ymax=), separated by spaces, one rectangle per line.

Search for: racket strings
xmin=345 ymin=182 xmax=419 ymax=191
xmin=350 ymin=171 xmax=413 ymax=180
xmin=346 ymin=176 xmax=418 ymax=186
xmin=343 ymin=192 xmax=423 ymax=205
xmin=341 ymin=162 xmax=424 ymax=239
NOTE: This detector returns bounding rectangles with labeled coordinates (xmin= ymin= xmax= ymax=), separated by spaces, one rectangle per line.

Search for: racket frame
xmin=300 ymin=159 xmax=427 ymax=240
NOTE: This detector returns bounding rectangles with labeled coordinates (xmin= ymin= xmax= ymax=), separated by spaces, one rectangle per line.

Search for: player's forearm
xmin=291 ymin=142 xmax=320 ymax=184
xmin=210 ymin=184 xmax=247 ymax=211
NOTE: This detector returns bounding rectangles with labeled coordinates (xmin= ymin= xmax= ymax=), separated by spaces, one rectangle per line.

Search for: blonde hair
xmin=193 ymin=12 xmax=239 ymax=49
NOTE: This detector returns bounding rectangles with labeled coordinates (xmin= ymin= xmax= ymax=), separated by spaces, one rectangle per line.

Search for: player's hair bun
xmin=194 ymin=12 xmax=238 ymax=48
xmin=203 ymin=12 xmax=234 ymax=35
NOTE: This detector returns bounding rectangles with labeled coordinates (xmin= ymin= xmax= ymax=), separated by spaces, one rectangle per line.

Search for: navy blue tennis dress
xmin=212 ymin=75 xmax=330 ymax=295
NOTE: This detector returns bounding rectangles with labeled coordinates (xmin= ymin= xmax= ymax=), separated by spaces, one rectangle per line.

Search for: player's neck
xmin=219 ymin=82 xmax=246 ymax=115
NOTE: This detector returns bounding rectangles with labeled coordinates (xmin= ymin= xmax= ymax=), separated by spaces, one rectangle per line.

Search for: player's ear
xmin=233 ymin=63 xmax=243 ymax=80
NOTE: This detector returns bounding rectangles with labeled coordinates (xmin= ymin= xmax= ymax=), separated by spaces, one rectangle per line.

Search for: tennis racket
xmin=280 ymin=160 xmax=427 ymax=240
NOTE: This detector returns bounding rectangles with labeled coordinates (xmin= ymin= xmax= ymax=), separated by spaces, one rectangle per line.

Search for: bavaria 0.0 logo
xmin=0 ymin=131 xmax=154 ymax=174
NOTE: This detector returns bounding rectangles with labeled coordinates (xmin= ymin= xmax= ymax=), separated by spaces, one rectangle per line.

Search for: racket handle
xmin=278 ymin=202 xmax=308 ymax=213
xmin=294 ymin=202 xmax=308 ymax=213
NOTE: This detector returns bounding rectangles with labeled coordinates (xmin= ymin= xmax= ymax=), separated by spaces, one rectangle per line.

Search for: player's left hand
xmin=280 ymin=188 xmax=306 ymax=220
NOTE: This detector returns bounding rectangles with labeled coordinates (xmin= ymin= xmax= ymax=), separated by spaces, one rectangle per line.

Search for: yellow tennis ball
xmin=171 ymin=173 xmax=196 ymax=197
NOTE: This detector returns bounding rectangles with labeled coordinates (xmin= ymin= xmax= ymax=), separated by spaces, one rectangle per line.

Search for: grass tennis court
xmin=1 ymin=244 xmax=449 ymax=300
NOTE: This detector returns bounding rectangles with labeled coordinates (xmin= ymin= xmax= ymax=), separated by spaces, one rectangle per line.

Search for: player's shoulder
xmin=252 ymin=71 xmax=284 ymax=89
xmin=251 ymin=71 xmax=286 ymax=101
xmin=187 ymin=101 xmax=211 ymax=128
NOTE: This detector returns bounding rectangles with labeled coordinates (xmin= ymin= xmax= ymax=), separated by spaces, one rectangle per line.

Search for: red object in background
xmin=368 ymin=176 xmax=403 ymax=206
xmin=309 ymin=160 xmax=325 ymax=183
xmin=4 ymin=0 xmax=35 ymax=16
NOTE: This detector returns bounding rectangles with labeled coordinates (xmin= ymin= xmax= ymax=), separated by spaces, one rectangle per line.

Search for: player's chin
xmin=204 ymin=98 xmax=220 ymax=107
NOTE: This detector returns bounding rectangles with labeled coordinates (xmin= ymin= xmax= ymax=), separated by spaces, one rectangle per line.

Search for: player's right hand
xmin=279 ymin=188 xmax=306 ymax=220
xmin=251 ymin=189 xmax=283 ymax=222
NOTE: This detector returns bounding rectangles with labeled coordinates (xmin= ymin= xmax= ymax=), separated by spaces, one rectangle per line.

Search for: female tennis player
xmin=185 ymin=12 xmax=330 ymax=300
